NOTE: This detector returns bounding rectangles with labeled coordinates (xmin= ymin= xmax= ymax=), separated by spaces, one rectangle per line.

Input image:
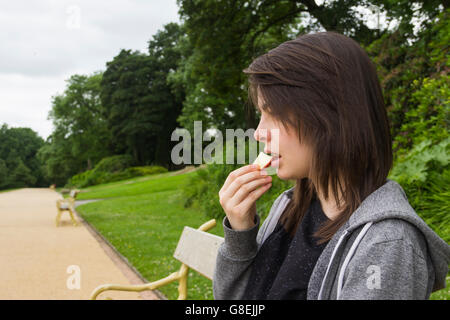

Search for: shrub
xmin=123 ymin=166 xmax=168 ymax=177
xmin=393 ymin=75 xmax=449 ymax=159
xmin=69 ymin=169 xmax=94 ymax=187
xmin=67 ymin=153 xmax=167 ymax=187
xmin=389 ymin=137 xmax=450 ymax=242
xmin=365 ymin=10 xmax=449 ymax=159
xmin=92 ymin=155 xmax=135 ymax=173
xmin=102 ymin=166 xmax=168 ymax=184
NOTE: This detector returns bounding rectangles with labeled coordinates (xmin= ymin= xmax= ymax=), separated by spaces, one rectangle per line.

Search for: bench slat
xmin=59 ymin=203 xmax=70 ymax=210
xmin=173 ymin=227 xmax=224 ymax=280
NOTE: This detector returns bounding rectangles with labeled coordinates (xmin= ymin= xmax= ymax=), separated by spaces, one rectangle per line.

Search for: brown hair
xmin=243 ymin=31 xmax=393 ymax=244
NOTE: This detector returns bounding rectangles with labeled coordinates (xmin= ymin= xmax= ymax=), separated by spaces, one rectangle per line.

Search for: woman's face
xmin=253 ymin=96 xmax=313 ymax=181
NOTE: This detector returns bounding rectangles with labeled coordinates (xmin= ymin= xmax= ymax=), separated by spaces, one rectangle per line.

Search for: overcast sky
xmin=0 ymin=0 xmax=180 ymax=140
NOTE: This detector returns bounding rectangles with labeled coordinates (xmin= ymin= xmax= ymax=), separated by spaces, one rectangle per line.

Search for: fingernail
xmin=260 ymin=170 xmax=268 ymax=176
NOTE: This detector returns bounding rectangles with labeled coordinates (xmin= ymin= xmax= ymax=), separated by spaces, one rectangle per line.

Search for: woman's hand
xmin=218 ymin=164 xmax=272 ymax=230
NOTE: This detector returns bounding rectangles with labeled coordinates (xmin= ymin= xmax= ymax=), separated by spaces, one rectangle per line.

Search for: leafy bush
xmin=389 ymin=137 xmax=450 ymax=242
xmin=393 ymin=75 xmax=449 ymax=159
xmin=390 ymin=138 xmax=449 ymax=185
xmin=67 ymin=154 xmax=167 ymax=187
xmin=68 ymin=169 xmax=93 ymax=188
xmin=92 ymin=154 xmax=135 ymax=173
xmin=365 ymin=10 xmax=449 ymax=158
xmin=100 ymin=166 xmax=168 ymax=184
xmin=123 ymin=166 xmax=168 ymax=177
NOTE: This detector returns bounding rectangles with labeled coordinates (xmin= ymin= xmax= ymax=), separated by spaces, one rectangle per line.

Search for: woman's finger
xmin=229 ymin=176 xmax=272 ymax=207
xmin=222 ymin=170 xmax=266 ymax=201
xmin=235 ymin=182 xmax=272 ymax=214
xmin=220 ymin=164 xmax=259 ymax=196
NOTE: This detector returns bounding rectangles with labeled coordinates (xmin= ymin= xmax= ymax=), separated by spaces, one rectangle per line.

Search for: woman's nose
xmin=254 ymin=127 xmax=270 ymax=142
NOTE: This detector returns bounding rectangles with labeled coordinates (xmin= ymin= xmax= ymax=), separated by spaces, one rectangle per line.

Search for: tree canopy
xmin=0 ymin=124 xmax=46 ymax=189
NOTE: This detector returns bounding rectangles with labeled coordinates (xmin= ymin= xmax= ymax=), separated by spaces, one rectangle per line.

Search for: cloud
xmin=0 ymin=0 xmax=180 ymax=76
xmin=0 ymin=74 xmax=65 ymax=140
xmin=0 ymin=0 xmax=180 ymax=139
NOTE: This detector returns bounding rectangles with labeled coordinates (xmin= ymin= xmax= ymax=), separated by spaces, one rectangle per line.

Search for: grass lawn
xmin=75 ymin=169 xmax=224 ymax=300
xmin=430 ymin=277 xmax=450 ymax=300
xmin=75 ymin=169 xmax=449 ymax=300
xmin=75 ymin=170 xmax=186 ymax=200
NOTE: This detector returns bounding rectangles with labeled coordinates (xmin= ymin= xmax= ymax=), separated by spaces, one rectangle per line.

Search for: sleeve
xmin=212 ymin=215 xmax=260 ymax=300
xmin=337 ymin=233 xmax=431 ymax=300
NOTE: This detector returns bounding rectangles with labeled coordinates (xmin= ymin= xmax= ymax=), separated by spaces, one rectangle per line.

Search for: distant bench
xmin=90 ymin=219 xmax=224 ymax=300
xmin=55 ymin=189 xmax=80 ymax=227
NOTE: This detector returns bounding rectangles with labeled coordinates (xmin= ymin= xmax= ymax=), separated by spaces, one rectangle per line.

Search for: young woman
xmin=213 ymin=32 xmax=450 ymax=300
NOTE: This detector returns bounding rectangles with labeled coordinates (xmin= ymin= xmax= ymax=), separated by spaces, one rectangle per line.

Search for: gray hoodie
xmin=213 ymin=179 xmax=450 ymax=300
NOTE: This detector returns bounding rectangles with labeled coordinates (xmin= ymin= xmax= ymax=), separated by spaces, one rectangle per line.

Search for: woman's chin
xmin=274 ymin=168 xmax=288 ymax=180
xmin=275 ymin=167 xmax=303 ymax=181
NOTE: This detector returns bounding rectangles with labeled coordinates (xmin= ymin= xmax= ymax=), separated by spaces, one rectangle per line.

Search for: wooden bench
xmin=55 ymin=189 xmax=80 ymax=227
xmin=90 ymin=219 xmax=224 ymax=300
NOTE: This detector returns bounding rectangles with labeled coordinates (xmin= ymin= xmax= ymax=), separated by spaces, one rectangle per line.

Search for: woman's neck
xmin=315 ymin=179 xmax=345 ymax=221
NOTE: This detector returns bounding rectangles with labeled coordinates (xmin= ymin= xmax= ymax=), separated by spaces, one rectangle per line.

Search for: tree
xmin=101 ymin=23 xmax=185 ymax=168
xmin=101 ymin=49 xmax=162 ymax=165
xmin=37 ymin=133 xmax=81 ymax=187
xmin=0 ymin=124 xmax=46 ymax=189
xmin=9 ymin=159 xmax=36 ymax=188
xmin=0 ymin=159 xmax=8 ymax=189
xmin=49 ymin=72 xmax=111 ymax=169
xmin=147 ymin=22 xmax=186 ymax=167
xmin=40 ymin=72 xmax=111 ymax=185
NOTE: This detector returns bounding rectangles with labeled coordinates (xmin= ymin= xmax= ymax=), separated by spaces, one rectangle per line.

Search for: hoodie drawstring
xmin=336 ymin=222 xmax=373 ymax=299
xmin=318 ymin=222 xmax=374 ymax=300
xmin=317 ymin=229 xmax=349 ymax=300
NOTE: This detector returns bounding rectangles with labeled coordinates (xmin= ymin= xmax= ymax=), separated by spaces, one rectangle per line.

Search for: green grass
xmin=76 ymin=170 xmax=224 ymax=300
xmin=430 ymin=276 xmax=450 ymax=300
xmin=76 ymin=170 xmax=189 ymax=200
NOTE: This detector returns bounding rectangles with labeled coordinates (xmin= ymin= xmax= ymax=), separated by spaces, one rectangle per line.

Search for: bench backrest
xmin=69 ymin=190 xmax=78 ymax=198
xmin=173 ymin=226 xmax=224 ymax=280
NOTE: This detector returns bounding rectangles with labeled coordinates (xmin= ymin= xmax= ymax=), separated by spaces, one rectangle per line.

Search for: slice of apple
xmin=253 ymin=152 xmax=273 ymax=170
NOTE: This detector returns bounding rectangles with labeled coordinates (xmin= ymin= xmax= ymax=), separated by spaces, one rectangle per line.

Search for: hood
xmin=309 ymin=178 xmax=450 ymax=299
xmin=346 ymin=179 xmax=450 ymax=292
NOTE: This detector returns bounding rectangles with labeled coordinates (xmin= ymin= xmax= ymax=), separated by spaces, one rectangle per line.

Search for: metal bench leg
xmin=68 ymin=209 xmax=78 ymax=226
xmin=177 ymin=264 xmax=189 ymax=300
xmin=56 ymin=209 xmax=62 ymax=227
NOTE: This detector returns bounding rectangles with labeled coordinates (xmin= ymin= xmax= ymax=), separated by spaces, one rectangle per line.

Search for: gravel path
xmin=0 ymin=188 xmax=158 ymax=300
